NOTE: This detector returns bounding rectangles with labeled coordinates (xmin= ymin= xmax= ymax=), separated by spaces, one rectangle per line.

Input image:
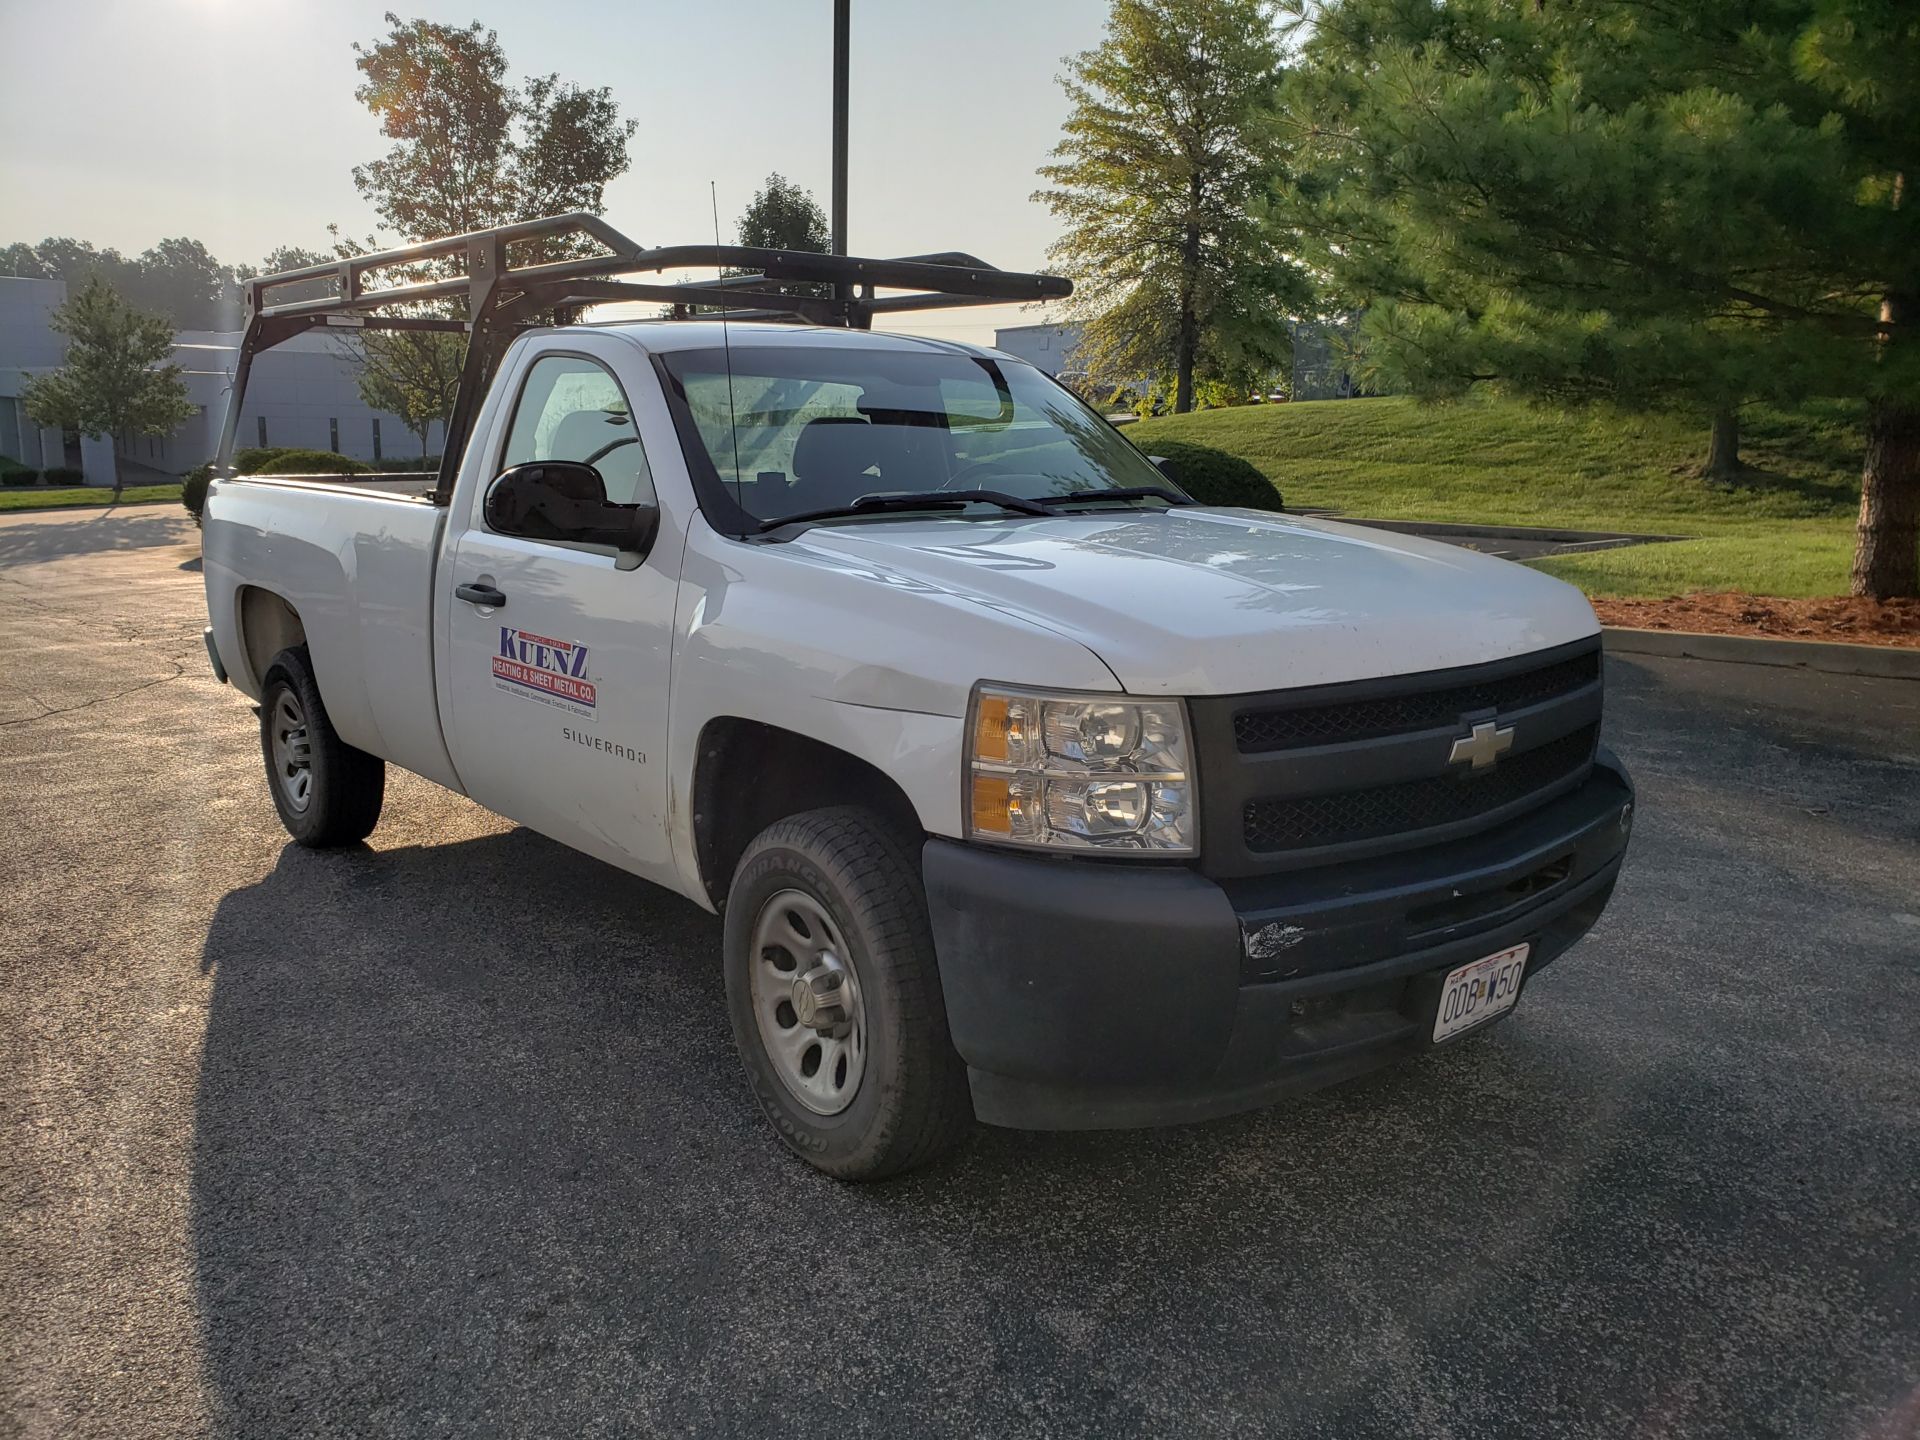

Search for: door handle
xmin=455 ymin=582 xmax=507 ymax=608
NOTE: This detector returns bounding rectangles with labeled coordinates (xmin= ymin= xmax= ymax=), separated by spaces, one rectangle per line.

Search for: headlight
xmin=965 ymin=684 xmax=1197 ymax=855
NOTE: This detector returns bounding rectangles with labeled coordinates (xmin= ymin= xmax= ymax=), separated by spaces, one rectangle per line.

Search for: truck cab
xmin=201 ymin=217 xmax=1633 ymax=1179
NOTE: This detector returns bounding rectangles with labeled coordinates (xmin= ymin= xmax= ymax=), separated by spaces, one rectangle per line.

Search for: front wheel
xmin=258 ymin=645 xmax=385 ymax=847
xmin=723 ymin=807 xmax=971 ymax=1180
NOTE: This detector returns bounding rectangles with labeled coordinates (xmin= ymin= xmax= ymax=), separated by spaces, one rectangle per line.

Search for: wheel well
xmin=692 ymin=718 xmax=925 ymax=907
xmin=237 ymin=587 xmax=307 ymax=688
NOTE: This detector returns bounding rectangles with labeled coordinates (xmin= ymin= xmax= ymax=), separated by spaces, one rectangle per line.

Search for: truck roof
xmin=577 ymin=319 xmax=1004 ymax=361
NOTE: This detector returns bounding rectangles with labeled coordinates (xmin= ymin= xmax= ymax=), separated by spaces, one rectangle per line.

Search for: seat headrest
xmin=549 ymin=409 xmax=628 ymax=464
xmin=791 ymin=416 xmax=880 ymax=483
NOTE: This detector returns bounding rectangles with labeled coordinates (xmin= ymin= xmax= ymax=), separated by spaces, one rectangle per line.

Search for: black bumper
xmin=923 ymin=750 xmax=1634 ymax=1130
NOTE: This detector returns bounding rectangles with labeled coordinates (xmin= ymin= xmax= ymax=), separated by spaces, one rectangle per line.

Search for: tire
xmin=723 ymin=806 xmax=971 ymax=1180
xmin=258 ymin=645 xmax=386 ymax=848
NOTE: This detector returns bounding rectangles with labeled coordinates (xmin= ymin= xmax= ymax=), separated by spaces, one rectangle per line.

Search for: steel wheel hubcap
xmin=749 ymin=889 xmax=866 ymax=1116
xmin=270 ymin=691 xmax=313 ymax=813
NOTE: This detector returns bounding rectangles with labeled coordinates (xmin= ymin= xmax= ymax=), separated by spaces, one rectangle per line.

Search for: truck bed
xmin=200 ymin=475 xmax=462 ymax=792
xmin=227 ymin=471 xmax=439 ymax=501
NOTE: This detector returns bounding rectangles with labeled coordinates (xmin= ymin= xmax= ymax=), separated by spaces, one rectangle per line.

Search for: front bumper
xmin=923 ymin=749 xmax=1634 ymax=1130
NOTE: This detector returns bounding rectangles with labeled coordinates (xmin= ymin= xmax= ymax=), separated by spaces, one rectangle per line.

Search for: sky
xmin=0 ymin=0 xmax=1111 ymax=344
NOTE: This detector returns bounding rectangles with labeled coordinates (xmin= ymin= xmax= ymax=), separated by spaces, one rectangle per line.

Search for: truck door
xmin=439 ymin=345 xmax=678 ymax=882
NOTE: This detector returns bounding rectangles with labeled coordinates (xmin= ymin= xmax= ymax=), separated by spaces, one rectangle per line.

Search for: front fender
xmin=664 ymin=518 xmax=1120 ymax=902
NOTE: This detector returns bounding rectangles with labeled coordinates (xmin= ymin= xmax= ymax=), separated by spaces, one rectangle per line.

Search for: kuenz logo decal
xmin=493 ymin=627 xmax=597 ymax=708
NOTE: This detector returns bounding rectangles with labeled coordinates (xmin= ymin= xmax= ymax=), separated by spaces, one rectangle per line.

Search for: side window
xmin=501 ymin=355 xmax=656 ymax=507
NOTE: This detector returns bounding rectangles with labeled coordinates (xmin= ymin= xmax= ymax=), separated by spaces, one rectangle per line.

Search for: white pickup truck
xmin=201 ymin=218 xmax=1633 ymax=1178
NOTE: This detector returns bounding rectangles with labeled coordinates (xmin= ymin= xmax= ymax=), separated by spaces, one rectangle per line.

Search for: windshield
xmin=656 ymin=346 xmax=1174 ymax=529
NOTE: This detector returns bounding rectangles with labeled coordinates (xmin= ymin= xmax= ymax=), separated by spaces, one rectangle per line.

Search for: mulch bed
xmin=1591 ymin=592 xmax=1920 ymax=650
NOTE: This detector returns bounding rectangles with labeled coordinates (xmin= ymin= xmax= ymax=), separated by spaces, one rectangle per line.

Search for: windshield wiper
xmin=1036 ymin=486 xmax=1194 ymax=508
xmin=761 ymin=489 xmax=1053 ymax=531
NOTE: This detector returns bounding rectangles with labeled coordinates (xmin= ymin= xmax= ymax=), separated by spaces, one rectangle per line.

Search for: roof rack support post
xmin=214 ymin=290 xmax=328 ymax=473
xmin=434 ymin=323 xmax=496 ymax=507
xmin=432 ymin=233 xmax=516 ymax=506
xmin=212 ymin=319 xmax=256 ymax=474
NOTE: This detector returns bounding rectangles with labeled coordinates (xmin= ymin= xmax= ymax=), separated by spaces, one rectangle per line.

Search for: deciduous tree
xmin=726 ymin=173 xmax=832 ymax=301
xmin=1036 ymin=0 xmax=1307 ymax=412
xmin=354 ymin=331 xmax=464 ymax=464
xmin=339 ymin=15 xmax=638 ymax=455
xmin=22 ymin=278 xmax=196 ymax=496
xmin=1 ymin=236 xmax=240 ymax=328
xmin=737 ymin=173 xmax=832 ymax=253
xmin=349 ymin=13 xmax=635 ymax=250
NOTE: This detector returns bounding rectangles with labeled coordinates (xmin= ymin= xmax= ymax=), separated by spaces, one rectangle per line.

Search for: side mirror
xmin=1148 ymin=455 xmax=1179 ymax=484
xmin=484 ymin=461 xmax=660 ymax=557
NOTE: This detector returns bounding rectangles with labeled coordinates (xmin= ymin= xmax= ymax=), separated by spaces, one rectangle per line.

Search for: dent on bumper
xmin=922 ymin=754 xmax=1633 ymax=1131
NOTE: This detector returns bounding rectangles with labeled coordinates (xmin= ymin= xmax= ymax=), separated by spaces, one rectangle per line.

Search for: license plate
xmin=1432 ymin=943 xmax=1530 ymax=1043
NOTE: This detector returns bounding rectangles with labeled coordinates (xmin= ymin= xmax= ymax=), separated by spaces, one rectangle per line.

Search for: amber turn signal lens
xmin=973 ymin=694 xmax=1012 ymax=764
xmin=970 ymin=774 xmax=1013 ymax=836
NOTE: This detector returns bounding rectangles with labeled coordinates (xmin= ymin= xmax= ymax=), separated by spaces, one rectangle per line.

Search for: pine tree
xmin=1289 ymin=0 xmax=1920 ymax=596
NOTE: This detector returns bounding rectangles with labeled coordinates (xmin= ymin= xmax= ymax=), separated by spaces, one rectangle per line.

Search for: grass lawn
xmin=0 ymin=484 xmax=184 ymax=513
xmin=1128 ymin=396 xmax=1863 ymax=598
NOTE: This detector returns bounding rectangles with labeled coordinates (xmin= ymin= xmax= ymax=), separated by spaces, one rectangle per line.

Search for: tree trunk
xmin=1702 ymin=407 xmax=1741 ymax=483
xmin=1174 ymin=189 xmax=1202 ymax=415
xmin=1851 ymin=395 xmax=1920 ymax=599
xmin=107 ymin=449 xmax=122 ymax=500
xmin=1852 ymin=176 xmax=1917 ymax=600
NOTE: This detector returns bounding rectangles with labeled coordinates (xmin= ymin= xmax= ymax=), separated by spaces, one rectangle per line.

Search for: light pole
xmin=831 ymin=0 xmax=850 ymax=261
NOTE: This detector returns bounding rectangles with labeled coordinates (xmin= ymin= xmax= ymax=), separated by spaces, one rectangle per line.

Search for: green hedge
xmin=1 ymin=464 xmax=37 ymax=486
xmin=232 ymin=446 xmax=290 ymax=474
xmin=1141 ymin=439 xmax=1284 ymax=511
xmin=233 ymin=446 xmax=419 ymax=475
xmin=182 ymin=464 xmax=212 ymax=519
xmin=42 ymin=466 xmax=84 ymax=486
xmin=252 ymin=449 xmax=369 ymax=476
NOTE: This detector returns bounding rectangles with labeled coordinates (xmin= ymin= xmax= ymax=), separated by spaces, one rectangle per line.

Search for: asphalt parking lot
xmin=2 ymin=504 xmax=1917 ymax=1439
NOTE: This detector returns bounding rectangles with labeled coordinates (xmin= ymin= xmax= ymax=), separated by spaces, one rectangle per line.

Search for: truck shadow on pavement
xmin=187 ymin=797 xmax=1915 ymax=1435
xmin=0 ymin=507 xmax=194 ymax=568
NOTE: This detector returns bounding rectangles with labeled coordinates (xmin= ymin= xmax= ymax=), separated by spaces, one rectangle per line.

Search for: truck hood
xmin=790 ymin=507 xmax=1600 ymax=695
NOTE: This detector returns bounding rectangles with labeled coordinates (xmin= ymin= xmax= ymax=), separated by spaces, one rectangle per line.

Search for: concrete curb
xmin=1604 ymin=626 xmax=1920 ymax=680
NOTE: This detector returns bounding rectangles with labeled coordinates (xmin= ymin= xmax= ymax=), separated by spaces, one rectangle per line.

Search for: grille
xmin=1234 ymin=650 xmax=1601 ymax=753
xmin=1243 ymin=724 xmax=1599 ymax=853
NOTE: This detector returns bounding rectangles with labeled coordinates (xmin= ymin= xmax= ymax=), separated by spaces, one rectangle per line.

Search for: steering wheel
xmin=585 ymin=434 xmax=639 ymax=467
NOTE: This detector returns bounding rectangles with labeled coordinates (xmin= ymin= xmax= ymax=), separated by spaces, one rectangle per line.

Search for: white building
xmin=991 ymin=321 xmax=1084 ymax=379
xmin=0 ymin=275 xmax=443 ymax=485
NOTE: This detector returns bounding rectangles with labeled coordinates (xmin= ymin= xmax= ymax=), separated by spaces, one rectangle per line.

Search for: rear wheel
xmin=258 ymin=645 xmax=385 ymax=847
xmin=723 ymin=806 xmax=970 ymax=1180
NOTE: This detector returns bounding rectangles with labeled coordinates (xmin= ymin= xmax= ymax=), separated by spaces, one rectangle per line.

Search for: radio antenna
xmin=711 ymin=181 xmax=745 ymax=525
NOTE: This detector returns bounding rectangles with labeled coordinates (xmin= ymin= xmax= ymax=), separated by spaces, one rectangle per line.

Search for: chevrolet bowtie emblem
xmin=1449 ymin=719 xmax=1515 ymax=771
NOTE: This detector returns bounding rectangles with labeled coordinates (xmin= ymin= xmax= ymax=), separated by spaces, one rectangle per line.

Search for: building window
xmin=329 ymin=417 xmax=339 ymax=454
xmin=372 ymin=418 xmax=382 ymax=461
xmin=257 ymin=416 xmax=268 ymax=448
